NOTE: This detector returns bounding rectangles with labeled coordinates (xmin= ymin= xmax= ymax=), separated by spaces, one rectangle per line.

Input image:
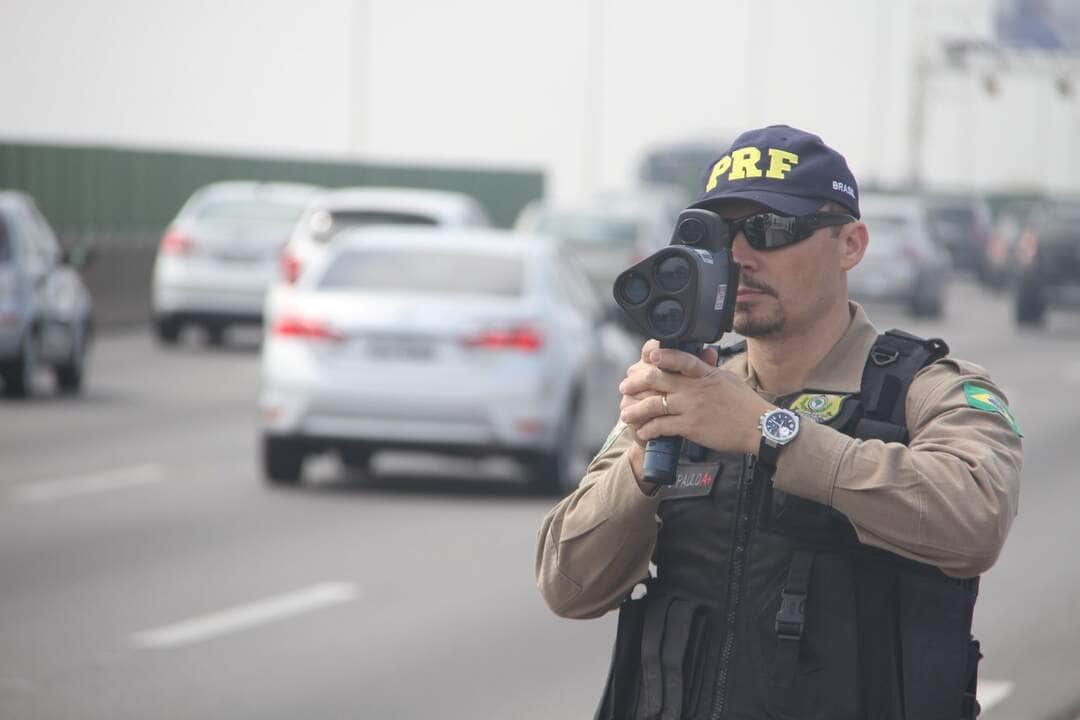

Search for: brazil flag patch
xmin=788 ymin=393 xmax=849 ymax=423
xmin=963 ymin=383 xmax=1023 ymax=436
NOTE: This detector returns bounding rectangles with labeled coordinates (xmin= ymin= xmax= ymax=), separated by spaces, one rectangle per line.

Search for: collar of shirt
xmin=723 ymin=302 xmax=880 ymax=400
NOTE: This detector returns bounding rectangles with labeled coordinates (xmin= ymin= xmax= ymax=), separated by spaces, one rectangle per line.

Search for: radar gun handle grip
xmin=641 ymin=340 xmax=703 ymax=486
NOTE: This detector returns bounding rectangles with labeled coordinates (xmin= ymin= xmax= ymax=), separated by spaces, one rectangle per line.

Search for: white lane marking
xmin=978 ymin=679 xmax=1014 ymax=713
xmin=130 ymin=582 xmax=359 ymax=650
xmin=10 ymin=463 xmax=165 ymax=505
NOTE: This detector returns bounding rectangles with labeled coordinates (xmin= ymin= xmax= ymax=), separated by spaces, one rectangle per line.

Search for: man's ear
xmin=839 ymin=222 xmax=869 ymax=271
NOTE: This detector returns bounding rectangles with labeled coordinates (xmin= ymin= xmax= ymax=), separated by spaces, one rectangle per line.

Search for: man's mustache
xmin=738 ymin=276 xmax=777 ymax=297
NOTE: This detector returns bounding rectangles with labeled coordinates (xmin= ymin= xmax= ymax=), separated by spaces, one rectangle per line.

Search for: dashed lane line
xmin=130 ymin=582 xmax=359 ymax=650
xmin=9 ymin=463 xmax=165 ymax=505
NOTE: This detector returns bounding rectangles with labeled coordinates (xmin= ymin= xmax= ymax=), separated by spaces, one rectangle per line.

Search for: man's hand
xmin=619 ymin=345 xmax=773 ymax=457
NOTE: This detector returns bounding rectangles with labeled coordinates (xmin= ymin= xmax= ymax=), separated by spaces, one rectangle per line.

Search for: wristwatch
xmin=757 ymin=407 xmax=801 ymax=468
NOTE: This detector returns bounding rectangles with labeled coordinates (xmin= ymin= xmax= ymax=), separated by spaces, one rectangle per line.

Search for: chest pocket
xmin=766 ymin=393 xmax=862 ymax=546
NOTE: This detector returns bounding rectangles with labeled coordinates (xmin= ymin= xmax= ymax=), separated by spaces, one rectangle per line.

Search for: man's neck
xmin=746 ymin=298 xmax=853 ymax=395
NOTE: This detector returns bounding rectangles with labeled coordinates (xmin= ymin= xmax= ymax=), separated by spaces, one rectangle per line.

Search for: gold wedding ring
xmin=661 ymin=394 xmax=671 ymax=415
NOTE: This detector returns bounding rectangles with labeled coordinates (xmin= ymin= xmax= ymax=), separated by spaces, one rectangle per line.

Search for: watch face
xmin=764 ymin=409 xmax=799 ymax=444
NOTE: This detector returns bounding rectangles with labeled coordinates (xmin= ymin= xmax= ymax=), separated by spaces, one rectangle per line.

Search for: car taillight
xmin=1018 ymin=230 xmax=1039 ymax=266
xmin=988 ymin=234 xmax=1008 ymax=262
xmin=462 ymin=325 xmax=544 ymax=352
xmin=160 ymin=230 xmax=195 ymax=256
xmin=272 ymin=315 xmax=344 ymax=342
xmin=281 ymin=252 xmax=302 ymax=284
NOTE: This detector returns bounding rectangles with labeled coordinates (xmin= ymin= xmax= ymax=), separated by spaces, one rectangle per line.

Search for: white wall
xmin=2 ymin=0 xmax=1076 ymax=201
xmin=2 ymin=0 xmax=356 ymax=155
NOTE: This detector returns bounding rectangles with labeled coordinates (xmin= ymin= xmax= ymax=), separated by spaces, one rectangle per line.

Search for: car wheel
xmin=911 ymin=291 xmax=943 ymax=319
xmin=339 ymin=446 xmax=373 ymax=474
xmin=526 ymin=396 xmax=581 ymax=496
xmin=205 ymin=325 xmax=226 ymax=347
xmin=908 ymin=272 xmax=944 ymax=318
xmin=1 ymin=333 xmax=36 ymax=399
xmin=154 ymin=316 xmax=182 ymax=345
xmin=55 ymin=321 xmax=90 ymax=394
xmin=1016 ymin=275 xmax=1046 ymax=326
xmin=262 ymin=435 xmax=304 ymax=484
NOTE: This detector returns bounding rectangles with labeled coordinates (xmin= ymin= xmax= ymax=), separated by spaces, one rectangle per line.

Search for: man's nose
xmin=731 ymin=233 xmax=758 ymax=269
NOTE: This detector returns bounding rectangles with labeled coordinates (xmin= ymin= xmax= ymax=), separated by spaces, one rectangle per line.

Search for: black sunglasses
xmin=727 ymin=212 xmax=856 ymax=251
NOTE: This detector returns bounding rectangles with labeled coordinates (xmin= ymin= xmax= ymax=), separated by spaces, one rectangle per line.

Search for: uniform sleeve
xmin=535 ymin=424 xmax=662 ymax=619
xmin=772 ymin=359 xmax=1022 ymax=578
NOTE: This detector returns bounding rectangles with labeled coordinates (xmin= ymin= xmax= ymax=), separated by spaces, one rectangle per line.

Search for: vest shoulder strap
xmin=854 ymin=329 xmax=949 ymax=445
xmin=715 ymin=339 xmax=747 ymax=358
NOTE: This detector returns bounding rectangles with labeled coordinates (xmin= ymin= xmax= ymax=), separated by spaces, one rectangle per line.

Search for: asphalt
xmin=1 ymin=278 xmax=1078 ymax=720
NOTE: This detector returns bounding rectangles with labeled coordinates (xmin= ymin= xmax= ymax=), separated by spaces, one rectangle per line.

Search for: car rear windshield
xmin=1038 ymin=204 xmax=1080 ymax=237
xmin=195 ymin=200 xmax=307 ymax=225
xmin=535 ymin=212 xmax=639 ymax=247
xmin=318 ymin=248 xmax=523 ymax=297
xmin=1042 ymin=204 xmax=1080 ymax=224
xmin=310 ymin=210 xmax=439 ymax=242
xmin=927 ymin=206 xmax=975 ymax=238
xmin=330 ymin=210 xmax=439 ymax=227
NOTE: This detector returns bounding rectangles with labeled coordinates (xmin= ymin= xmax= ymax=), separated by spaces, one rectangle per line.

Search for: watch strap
xmin=757 ymin=436 xmax=782 ymax=469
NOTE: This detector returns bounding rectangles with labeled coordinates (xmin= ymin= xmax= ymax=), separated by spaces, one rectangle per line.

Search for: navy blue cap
xmin=692 ymin=125 xmax=860 ymax=218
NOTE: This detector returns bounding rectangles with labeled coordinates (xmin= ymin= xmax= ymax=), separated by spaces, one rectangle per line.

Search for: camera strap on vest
xmin=854 ymin=330 xmax=949 ymax=444
xmin=714 ymin=339 xmax=747 ymax=360
xmin=771 ymin=550 xmax=815 ymax=689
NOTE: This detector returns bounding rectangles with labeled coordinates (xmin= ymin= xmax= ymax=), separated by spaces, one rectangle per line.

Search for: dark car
xmin=0 ymin=191 xmax=94 ymax=398
xmin=923 ymin=195 xmax=993 ymax=276
xmin=983 ymin=198 xmax=1043 ymax=289
xmin=1015 ymin=197 xmax=1080 ymax=326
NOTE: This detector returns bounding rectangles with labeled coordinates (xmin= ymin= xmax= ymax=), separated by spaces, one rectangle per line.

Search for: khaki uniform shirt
xmin=536 ymin=303 xmax=1023 ymax=619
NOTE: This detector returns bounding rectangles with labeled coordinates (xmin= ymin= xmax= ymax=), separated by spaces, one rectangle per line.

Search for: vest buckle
xmin=774 ymin=590 xmax=806 ymax=640
xmin=870 ymin=346 xmax=900 ymax=366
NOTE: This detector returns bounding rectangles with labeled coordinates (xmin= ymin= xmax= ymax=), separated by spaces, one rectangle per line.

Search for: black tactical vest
xmin=595 ymin=331 xmax=983 ymax=720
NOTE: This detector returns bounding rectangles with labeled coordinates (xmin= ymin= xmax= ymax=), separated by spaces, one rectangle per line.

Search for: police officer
xmin=535 ymin=125 xmax=1022 ymax=720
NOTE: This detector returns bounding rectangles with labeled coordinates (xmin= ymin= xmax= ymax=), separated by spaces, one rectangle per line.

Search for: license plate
xmin=366 ymin=339 xmax=435 ymax=361
xmin=214 ymin=250 xmax=261 ymax=263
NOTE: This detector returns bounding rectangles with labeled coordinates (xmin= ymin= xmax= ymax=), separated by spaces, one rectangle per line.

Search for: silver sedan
xmin=151 ymin=181 xmax=321 ymax=345
xmin=849 ymin=193 xmax=952 ymax=318
xmin=259 ymin=226 xmax=639 ymax=493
